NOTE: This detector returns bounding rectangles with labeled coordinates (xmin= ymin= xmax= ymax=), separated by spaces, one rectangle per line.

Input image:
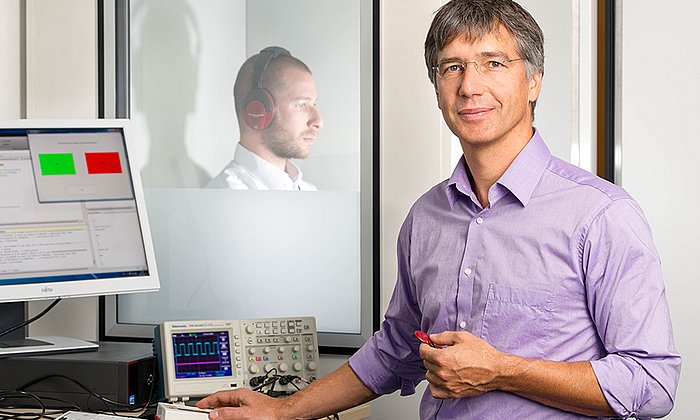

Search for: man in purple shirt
xmin=197 ymin=0 xmax=681 ymax=418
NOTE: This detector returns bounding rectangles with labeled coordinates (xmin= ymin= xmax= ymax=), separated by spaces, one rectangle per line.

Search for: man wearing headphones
xmin=206 ymin=47 xmax=323 ymax=190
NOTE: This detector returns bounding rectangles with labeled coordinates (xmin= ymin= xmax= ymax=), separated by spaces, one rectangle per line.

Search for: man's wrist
xmin=493 ymin=351 xmax=533 ymax=393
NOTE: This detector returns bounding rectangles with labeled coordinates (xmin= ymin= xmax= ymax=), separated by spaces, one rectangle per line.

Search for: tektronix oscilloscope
xmin=154 ymin=317 xmax=320 ymax=402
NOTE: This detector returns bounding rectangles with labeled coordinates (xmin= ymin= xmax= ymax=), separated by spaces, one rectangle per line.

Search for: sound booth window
xmin=101 ymin=0 xmax=378 ymax=353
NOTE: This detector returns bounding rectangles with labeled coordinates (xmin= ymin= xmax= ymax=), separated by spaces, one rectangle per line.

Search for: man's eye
xmin=445 ymin=64 xmax=463 ymax=73
xmin=485 ymin=60 xmax=505 ymax=69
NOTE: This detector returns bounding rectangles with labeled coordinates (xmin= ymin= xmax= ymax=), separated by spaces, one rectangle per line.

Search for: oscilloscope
xmin=154 ymin=317 xmax=320 ymax=402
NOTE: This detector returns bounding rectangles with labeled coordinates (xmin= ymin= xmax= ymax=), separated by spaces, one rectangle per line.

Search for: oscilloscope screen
xmin=171 ymin=331 xmax=232 ymax=379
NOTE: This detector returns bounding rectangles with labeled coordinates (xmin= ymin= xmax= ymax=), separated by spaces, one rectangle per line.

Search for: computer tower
xmin=0 ymin=341 xmax=156 ymax=410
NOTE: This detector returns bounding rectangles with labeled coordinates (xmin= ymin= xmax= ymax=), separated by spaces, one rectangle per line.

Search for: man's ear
xmin=528 ymin=71 xmax=543 ymax=103
xmin=435 ymin=87 xmax=442 ymax=110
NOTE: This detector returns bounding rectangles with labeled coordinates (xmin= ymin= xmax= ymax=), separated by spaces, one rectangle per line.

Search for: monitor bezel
xmin=0 ymin=119 xmax=160 ymax=303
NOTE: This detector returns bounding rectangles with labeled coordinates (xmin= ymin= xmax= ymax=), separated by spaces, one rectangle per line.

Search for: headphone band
xmin=250 ymin=46 xmax=291 ymax=91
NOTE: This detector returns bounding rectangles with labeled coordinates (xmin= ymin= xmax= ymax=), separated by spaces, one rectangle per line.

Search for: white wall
xmin=0 ymin=0 xmax=23 ymax=119
xmin=129 ymin=0 xmax=246 ymax=188
xmin=619 ymin=2 xmax=699 ymax=418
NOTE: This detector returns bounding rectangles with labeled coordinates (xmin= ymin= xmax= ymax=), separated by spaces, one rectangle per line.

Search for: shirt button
xmin=464 ymin=268 xmax=472 ymax=276
xmin=476 ymin=217 xmax=484 ymax=224
xmin=459 ymin=321 xmax=467 ymax=329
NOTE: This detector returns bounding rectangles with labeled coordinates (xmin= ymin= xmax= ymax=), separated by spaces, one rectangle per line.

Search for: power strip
xmin=154 ymin=317 xmax=319 ymax=402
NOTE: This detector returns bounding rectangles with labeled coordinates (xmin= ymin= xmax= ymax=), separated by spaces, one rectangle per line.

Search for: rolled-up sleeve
xmin=583 ymin=199 xmax=681 ymax=418
xmin=349 ymin=215 xmax=427 ymax=396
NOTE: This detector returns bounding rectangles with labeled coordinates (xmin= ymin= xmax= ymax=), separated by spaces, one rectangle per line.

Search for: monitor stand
xmin=0 ymin=302 xmax=99 ymax=357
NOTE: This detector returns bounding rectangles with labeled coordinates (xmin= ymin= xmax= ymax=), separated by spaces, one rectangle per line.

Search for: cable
xmin=0 ymin=299 xmax=62 ymax=339
xmin=0 ymin=390 xmax=47 ymax=420
xmin=12 ymin=372 xmax=156 ymax=414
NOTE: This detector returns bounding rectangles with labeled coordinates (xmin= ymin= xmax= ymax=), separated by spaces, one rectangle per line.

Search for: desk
xmin=0 ymin=405 xmax=370 ymax=420
xmin=334 ymin=404 xmax=371 ymax=420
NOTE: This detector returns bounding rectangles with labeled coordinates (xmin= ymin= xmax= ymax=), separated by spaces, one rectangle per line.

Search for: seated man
xmin=207 ymin=46 xmax=323 ymax=190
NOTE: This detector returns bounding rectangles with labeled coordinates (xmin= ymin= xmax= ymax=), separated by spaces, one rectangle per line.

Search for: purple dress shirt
xmin=349 ymin=130 xmax=681 ymax=419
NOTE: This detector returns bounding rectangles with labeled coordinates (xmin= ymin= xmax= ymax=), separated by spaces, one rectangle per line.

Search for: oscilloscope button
xmin=263 ymin=347 xmax=271 ymax=354
xmin=284 ymin=336 xmax=293 ymax=343
xmin=248 ymin=348 xmax=256 ymax=355
xmin=292 ymin=346 xmax=300 ymax=352
xmin=278 ymin=346 xmax=285 ymax=353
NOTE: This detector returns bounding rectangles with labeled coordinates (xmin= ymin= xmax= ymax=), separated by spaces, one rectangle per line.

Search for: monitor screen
xmin=0 ymin=120 xmax=159 ymax=304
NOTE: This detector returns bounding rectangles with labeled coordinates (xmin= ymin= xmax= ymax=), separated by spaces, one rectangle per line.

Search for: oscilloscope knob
xmin=245 ymin=324 xmax=255 ymax=334
xmin=249 ymin=365 xmax=260 ymax=374
xmin=278 ymin=346 xmax=285 ymax=353
xmin=292 ymin=345 xmax=300 ymax=353
xmin=279 ymin=363 xmax=289 ymax=372
xmin=248 ymin=348 xmax=256 ymax=355
xmin=306 ymin=361 xmax=317 ymax=371
xmin=292 ymin=362 xmax=303 ymax=372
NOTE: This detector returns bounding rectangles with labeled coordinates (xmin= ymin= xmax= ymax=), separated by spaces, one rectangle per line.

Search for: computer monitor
xmin=0 ymin=119 xmax=159 ymax=356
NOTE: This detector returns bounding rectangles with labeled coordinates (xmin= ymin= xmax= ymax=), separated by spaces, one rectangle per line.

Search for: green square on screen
xmin=39 ymin=153 xmax=76 ymax=175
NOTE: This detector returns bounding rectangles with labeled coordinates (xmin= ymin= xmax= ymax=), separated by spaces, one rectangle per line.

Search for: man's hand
xmin=419 ymin=330 xmax=512 ymax=399
xmin=196 ymin=388 xmax=287 ymax=420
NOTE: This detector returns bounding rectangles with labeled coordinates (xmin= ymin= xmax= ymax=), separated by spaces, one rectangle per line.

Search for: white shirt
xmin=205 ymin=143 xmax=317 ymax=190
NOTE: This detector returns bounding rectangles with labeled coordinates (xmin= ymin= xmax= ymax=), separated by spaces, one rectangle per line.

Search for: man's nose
xmin=459 ymin=64 xmax=486 ymax=97
xmin=309 ymin=107 xmax=323 ymax=129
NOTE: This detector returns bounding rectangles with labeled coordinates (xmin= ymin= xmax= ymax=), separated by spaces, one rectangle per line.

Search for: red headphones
xmin=242 ymin=46 xmax=291 ymax=130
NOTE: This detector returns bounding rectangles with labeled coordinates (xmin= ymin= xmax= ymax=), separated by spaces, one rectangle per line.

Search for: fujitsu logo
xmin=41 ymin=286 xmax=54 ymax=293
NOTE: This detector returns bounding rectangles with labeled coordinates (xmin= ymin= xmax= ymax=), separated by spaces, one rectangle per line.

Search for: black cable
xmin=14 ymin=373 xmax=155 ymax=413
xmin=0 ymin=299 xmax=62 ymax=339
xmin=0 ymin=390 xmax=47 ymax=420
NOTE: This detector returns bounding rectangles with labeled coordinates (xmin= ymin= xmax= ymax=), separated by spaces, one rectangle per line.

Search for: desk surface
xmin=0 ymin=405 xmax=370 ymax=420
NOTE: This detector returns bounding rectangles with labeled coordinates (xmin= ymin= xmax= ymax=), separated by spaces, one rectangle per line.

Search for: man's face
xmin=434 ymin=25 xmax=542 ymax=149
xmin=262 ymin=67 xmax=323 ymax=160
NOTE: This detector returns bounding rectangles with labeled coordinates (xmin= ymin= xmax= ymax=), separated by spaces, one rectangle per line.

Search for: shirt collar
xmin=234 ymin=143 xmax=306 ymax=190
xmin=446 ymin=129 xmax=552 ymax=208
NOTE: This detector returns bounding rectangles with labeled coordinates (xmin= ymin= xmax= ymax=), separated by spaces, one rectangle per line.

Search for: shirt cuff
xmin=348 ymin=337 xmax=420 ymax=396
xmin=591 ymin=356 xmax=653 ymax=418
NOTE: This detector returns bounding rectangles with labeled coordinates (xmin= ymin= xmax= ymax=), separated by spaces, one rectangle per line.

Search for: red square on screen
xmin=85 ymin=152 xmax=122 ymax=174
